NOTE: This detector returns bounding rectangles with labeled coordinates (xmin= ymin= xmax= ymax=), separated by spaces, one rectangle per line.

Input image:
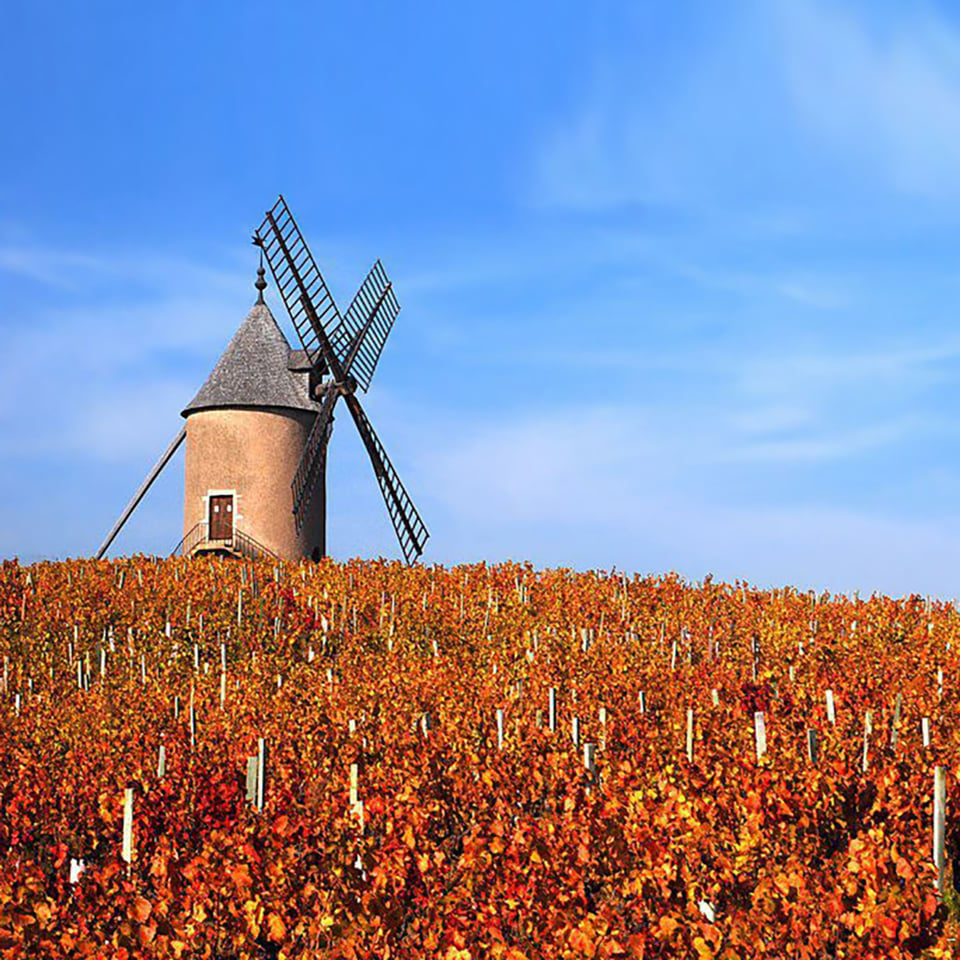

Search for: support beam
xmin=95 ymin=426 xmax=186 ymax=559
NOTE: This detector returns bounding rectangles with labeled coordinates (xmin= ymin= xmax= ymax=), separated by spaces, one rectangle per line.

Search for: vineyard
xmin=0 ymin=556 xmax=958 ymax=958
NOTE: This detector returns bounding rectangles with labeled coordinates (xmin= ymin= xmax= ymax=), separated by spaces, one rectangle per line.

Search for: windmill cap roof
xmin=181 ymin=301 xmax=319 ymax=417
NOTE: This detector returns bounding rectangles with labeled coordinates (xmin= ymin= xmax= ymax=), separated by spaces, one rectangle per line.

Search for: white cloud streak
xmin=535 ymin=1 xmax=960 ymax=211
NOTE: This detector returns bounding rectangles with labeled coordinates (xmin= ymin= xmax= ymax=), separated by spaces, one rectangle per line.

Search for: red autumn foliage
xmin=0 ymin=558 xmax=954 ymax=957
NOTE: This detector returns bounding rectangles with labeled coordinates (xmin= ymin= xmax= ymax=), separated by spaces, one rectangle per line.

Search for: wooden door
xmin=208 ymin=495 xmax=233 ymax=541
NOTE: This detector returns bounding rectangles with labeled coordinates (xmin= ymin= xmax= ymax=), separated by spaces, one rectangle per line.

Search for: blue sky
xmin=4 ymin=0 xmax=960 ymax=597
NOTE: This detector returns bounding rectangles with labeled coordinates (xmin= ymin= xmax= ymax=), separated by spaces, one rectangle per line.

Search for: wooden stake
xmin=349 ymin=762 xmax=359 ymax=806
xmin=862 ymin=714 xmax=870 ymax=773
xmin=256 ymin=738 xmax=267 ymax=812
xmin=754 ymin=712 xmax=767 ymax=761
xmin=890 ymin=693 xmax=902 ymax=748
xmin=245 ymin=757 xmax=257 ymax=802
xmin=686 ymin=708 xmax=694 ymax=762
xmin=934 ymin=766 xmax=946 ymax=892
xmin=121 ymin=788 xmax=134 ymax=864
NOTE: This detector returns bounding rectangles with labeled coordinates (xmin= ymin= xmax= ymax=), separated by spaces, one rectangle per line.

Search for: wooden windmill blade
xmin=340 ymin=392 xmax=429 ymax=565
xmin=292 ymin=384 xmax=429 ymax=562
xmin=334 ymin=259 xmax=401 ymax=392
xmin=291 ymin=387 xmax=338 ymax=522
xmin=256 ymin=195 xmax=429 ymax=563
xmin=254 ymin=195 xmax=342 ymax=372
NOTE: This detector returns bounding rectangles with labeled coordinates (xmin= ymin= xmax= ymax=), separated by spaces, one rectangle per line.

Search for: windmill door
xmin=209 ymin=495 xmax=234 ymax=541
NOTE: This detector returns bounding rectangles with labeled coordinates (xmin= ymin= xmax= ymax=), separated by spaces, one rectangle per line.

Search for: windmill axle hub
xmin=316 ymin=375 xmax=358 ymax=399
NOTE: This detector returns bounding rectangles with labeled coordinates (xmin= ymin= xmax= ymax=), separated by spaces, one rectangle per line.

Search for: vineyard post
xmin=173 ymin=695 xmax=180 ymax=720
xmin=934 ymin=766 xmax=946 ymax=892
xmin=245 ymin=757 xmax=257 ymax=802
xmin=890 ymin=693 xmax=902 ymax=749
xmin=140 ymin=655 xmax=146 ymax=685
xmin=496 ymin=709 xmax=505 ymax=750
xmin=686 ymin=708 xmax=694 ymax=763
xmin=14 ymin=693 xmax=20 ymax=717
xmin=639 ymin=691 xmax=646 ymax=715
xmin=938 ymin=668 xmax=943 ymax=702
xmin=754 ymin=712 xmax=767 ymax=761
xmin=121 ymin=788 xmax=134 ymax=864
xmin=806 ymin=729 xmax=818 ymax=764
xmin=350 ymin=763 xmax=359 ymax=806
xmin=584 ymin=742 xmax=596 ymax=775
xmin=923 ymin=717 xmax=931 ymax=748
xmin=599 ymin=706 xmax=607 ymax=749
xmin=220 ymin=671 xmax=226 ymax=709
xmin=861 ymin=712 xmax=871 ymax=773
xmin=825 ymin=689 xmax=836 ymax=725
xmin=157 ymin=744 xmax=166 ymax=778
xmin=571 ymin=716 xmax=580 ymax=748
xmin=548 ymin=688 xmax=557 ymax=732
xmin=711 ymin=689 xmax=719 ymax=707
xmin=256 ymin=738 xmax=267 ymax=812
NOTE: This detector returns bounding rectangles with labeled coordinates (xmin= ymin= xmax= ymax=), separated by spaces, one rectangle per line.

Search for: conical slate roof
xmin=181 ymin=301 xmax=318 ymax=417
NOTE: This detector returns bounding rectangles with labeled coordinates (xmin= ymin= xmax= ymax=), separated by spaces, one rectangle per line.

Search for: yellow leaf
xmin=658 ymin=916 xmax=680 ymax=939
xmin=693 ymin=936 xmax=715 ymax=959
xmin=267 ymin=912 xmax=286 ymax=942
xmin=131 ymin=896 xmax=153 ymax=924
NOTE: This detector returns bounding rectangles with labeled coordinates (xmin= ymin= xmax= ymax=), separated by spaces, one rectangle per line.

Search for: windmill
xmin=95 ymin=195 xmax=428 ymax=564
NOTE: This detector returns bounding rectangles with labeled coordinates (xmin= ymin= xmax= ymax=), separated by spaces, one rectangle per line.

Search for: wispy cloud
xmin=391 ymin=398 xmax=960 ymax=595
xmin=775 ymin=0 xmax=960 ymax=199
xmin=0 ymin=241 xmax=253 ymax=466
xmin=534 ymin=1 xmax=960 ymax=214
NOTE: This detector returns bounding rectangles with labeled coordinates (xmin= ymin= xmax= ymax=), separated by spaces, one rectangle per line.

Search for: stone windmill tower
xmin=95 ymin=197 xmax=429 ymax=563
xmin=177 ymin=267 xmax=325 ymax=560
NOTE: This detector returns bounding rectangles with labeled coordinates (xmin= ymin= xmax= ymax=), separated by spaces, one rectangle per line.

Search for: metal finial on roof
xmin=255 ymin=249 xmax=267 ymax=304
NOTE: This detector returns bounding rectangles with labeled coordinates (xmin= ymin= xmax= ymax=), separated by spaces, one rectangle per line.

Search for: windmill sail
xmin=255 ymin=195 xmax=342 ymax=371
xmin=333 ymin=260 xmax=401 ymax=392
xmin=291 ymin=387 xmax=338 ymax=523
xmin=343 ymin=394 xmax=429 ymax=565
xmin=257 ymin=194 xmax=429 ymax=564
